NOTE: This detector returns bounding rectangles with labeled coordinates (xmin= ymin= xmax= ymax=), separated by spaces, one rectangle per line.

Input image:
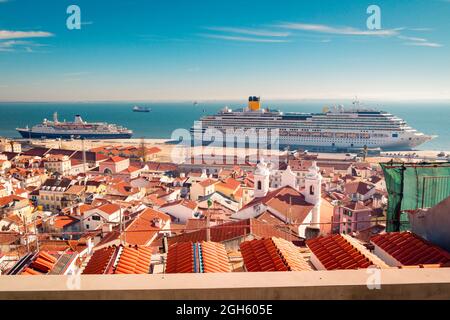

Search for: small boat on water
xmin=133 ymin=106 xmax=151 ymax=112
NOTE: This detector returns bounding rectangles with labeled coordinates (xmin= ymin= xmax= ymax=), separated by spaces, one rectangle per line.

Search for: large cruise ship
xmin=17 ymin=113 xmax=133 ymax=139
xmin=191 ymin=97 xmax=435 ymax=151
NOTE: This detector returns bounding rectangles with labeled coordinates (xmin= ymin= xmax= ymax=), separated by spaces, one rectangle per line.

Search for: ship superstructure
xmin=191 ymin=97 xmax=434 ymax=150
xmin=17 ymin=112 xmax=133 ymax=139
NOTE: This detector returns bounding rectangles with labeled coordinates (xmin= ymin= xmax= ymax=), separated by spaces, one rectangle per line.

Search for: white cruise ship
xmin=190 ymin=97 xmax=435 ymax=151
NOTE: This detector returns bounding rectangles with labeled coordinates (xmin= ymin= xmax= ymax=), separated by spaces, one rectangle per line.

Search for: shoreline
xmin=13 ymin=137 xmax=449 ymax=164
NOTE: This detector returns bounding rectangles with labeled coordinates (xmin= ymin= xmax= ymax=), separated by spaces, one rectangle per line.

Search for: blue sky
xmin=0 ymin=0 xmax=449 ymax=101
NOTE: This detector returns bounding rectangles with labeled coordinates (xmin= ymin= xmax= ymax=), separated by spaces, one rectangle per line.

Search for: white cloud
xmin=0 ymin=39 xmax=50 ymax=53
xmin=199 ymin=33 xmax=289 ymax=43
xmin=279 ymin=22 xmax=399 ymax=36
xmin=0 ymin=40 xmax=30 ymax=48
xmin=0 ymin=30 xmax=54 ymax=40
xmin=398 ymin=35 xmax=443 ymax=47
xmin=398 ymin=35 xmax=427 ymax=42
xmin=205 ymin=26 xmax=289 ymax=37
xmin=403 ymin=41 xmax=443 ymax=47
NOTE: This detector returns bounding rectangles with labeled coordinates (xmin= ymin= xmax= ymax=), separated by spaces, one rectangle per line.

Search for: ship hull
xmin=17 ymin=129 xmax=133 ymax=140
xmin=190 ymin=129 xmax=432 ymax=151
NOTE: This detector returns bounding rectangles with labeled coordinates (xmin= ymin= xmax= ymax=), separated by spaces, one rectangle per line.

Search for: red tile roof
xmin=199 ymin=178 xmax=217 ymax=188
xmin=82 ymin=246 xmax=118 ymax=274
xmin=344 ymin=181 xmax=374 ymax=196
xmin=185 ymin=218 xmax=207 ymax=232
xmin=52 ymin=215 xmax=79 ymax=229
xmin=144 ymin=194 xmax=167 ymax=207
xmin=168 ymin=218 xmax=300 ymax=246
xmin=114 ymin=246 xmax=152 ymax=274
xmin=106 ymin=156 xmax=127 ymax=163
xmin=160 ymin=199 xmax=198 ymax=211
xmin=201 ymin=241 xmax=231 ymax=273
xmin=124 ymin=208 xmax=170 ymax=246
xmin=166 ymin=242 xmax=194 ymax=273
xmin=166 ymin=241 xmax=231 ymax=273
xmin=22 ymin=251 xmax=58 ymax=275
xmin=21 ymin=267 xmax=43 ymax=275
xmin=217 ymin=177 xmax=241 ymax=191
xmin=0 ymin=195 xmax=26 ymax=206
xmin=241 ymin=186 xmax=314 ymax=223
xmin=240 ymin=239 xmax=288 ymax=272
xmin=240 ymin=237 xmax=311 ymax=272
xmin=306 ymin=234 xmax=373 ymax=270
xmin=370 ymin=232 xmax=450 ymax=266
xmin=0 ymin=233 xmax=20 ymax=245
xmin=343 ymin=201 xmax=370 ymax=211
xmin=38 ymin=239 xmax=88 ymax=253
xmin=78 ymin=203 xmax=94 ymax=214
xmin=97 ymin=203 xmax=121 ymax=215
xmin=272 ymin=237 xmax=312 ymax=271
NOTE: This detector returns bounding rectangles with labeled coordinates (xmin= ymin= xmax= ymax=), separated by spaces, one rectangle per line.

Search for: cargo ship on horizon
xmin=16 ymin=112 xmax=133 ymax=139
xmin=191 ymin=96 xmax=435 ymax=151
xmin=132 ymin=105 xmax=151 ymax=112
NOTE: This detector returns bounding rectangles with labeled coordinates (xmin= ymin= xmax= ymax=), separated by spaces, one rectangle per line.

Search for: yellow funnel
xmin=248 ymin=96 xmax=260 ymax=111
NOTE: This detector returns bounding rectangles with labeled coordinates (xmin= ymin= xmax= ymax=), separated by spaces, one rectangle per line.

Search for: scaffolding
xmin=380 ymin=162 xmax=450 ymax=232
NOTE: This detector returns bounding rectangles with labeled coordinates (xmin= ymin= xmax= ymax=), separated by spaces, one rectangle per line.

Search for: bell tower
xmin=254 ymin=158 xmax=270 ymax=198
xmin=303 ymin=161 xmax=322 ymax=228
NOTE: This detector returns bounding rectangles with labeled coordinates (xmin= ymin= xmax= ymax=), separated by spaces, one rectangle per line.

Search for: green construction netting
xmin=380 ymin=162 xmax=450 ymax=232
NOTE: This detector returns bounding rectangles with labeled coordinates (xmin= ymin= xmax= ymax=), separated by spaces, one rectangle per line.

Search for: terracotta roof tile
xmin=166 ymin=242 xmax=194 ymax=273
xmin=52 ymin=215 xmax=79 ymax=229
xmin=82 ymin=246 xmax=118 ymax=274
xmin=200 ymin=241 xmax=231 ymax=273
xmin=166 ymin=241 xmax=231 ymax=273
xmin=306 ymin=234 xmax=373 ymax=270
xmin=106 ymin=156 xmax=127 ymax=163
xmin=168 ymin=218 xmax=300 ymax=245
xmin=240 ymin=237 xmax=311 ymax=272
xmin=370 ymin=232 xmax=450 ymax=266
xmin=22 ymin=251 xmax=58 ymax=274
xmin=216 ymin=177 xmax=241 ymax=191
xmin=344 ymin=181 xmax=375 ymax=196
xmin=21 ymin=267 xmax=43 ymax=275
xmin=272 ymin=237 xmax=312 ymax=271
xmin=114 ymin=246 xmax=152 ymax=274
xmin=97 ymin=203 xmax=121 ymax=215
xmin=0 ymin=195 xmax=26 ymax=206
xmin=124 ymin=208 xmax=170 ymax=246
xmin=241 ymin=186 xmax=314 ymax=223
xmin=240 ymin=238 xmax=289 ymax=272
xmin=78 ymin=203 xmax=94 ymax=214
xmin=160 ymin=199 xmax=197 ymax=211
xmin=199 ymin=178 xmax=217 ymax=188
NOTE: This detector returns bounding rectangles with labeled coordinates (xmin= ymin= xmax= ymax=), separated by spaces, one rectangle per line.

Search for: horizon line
xmin=1 ymin=97 xmax=450 ymax=103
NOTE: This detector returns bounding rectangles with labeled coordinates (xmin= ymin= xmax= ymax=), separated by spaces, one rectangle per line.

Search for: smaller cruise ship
xmin=17 ymin=113 xmax=133 ymax=139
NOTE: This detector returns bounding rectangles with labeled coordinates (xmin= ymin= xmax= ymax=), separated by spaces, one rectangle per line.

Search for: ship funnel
xmin=53 ymin=112 xmax=59 ymax=123
xmin=74 ymin=115 xmax=84 ymax=124
xmin=248 ymin=96 xmax=261 ymax=111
